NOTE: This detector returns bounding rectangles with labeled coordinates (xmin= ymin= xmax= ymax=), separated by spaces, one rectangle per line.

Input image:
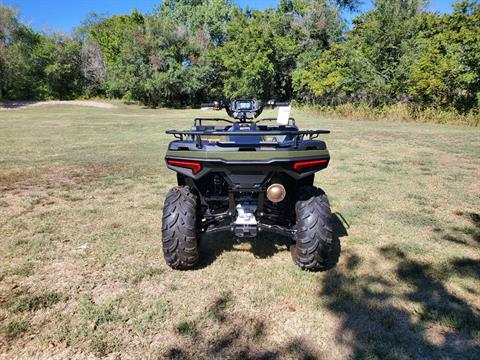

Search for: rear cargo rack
xmin=166 ymin=128 xmax=330 ymax=149
xmin=166 ymin=129 xmax=330 ymax=138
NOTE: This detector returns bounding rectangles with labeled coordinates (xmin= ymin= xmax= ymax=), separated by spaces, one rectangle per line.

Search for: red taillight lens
xmin=167 ymin=159 xmax=202 ymax=174
xmin=293 ymin=159 xmax=328 ymax=173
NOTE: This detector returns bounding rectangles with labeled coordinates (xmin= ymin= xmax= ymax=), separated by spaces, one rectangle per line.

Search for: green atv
xmin=162 ymin=99 xmax=333 ymax=270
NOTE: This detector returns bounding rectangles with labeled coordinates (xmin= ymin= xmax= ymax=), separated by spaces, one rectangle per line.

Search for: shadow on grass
xmin=164 ymin=292 xmax=321 ymax=360
xmin=319 ymin=246 xmax=480 ymax=359
xmin=196 ymin=213 xmax=348 ymax=270
xmin=0 ymin=101 xmax=40 ymax=109
xmin=196 ymin=231 xmax=290 ymax=270
xmin=326 ymin=212 xmax=348 ymax=271
xmin=440 ymin=212 xmax=480 ymax=247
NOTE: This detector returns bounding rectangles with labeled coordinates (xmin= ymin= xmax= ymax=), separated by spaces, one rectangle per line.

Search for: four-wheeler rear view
xmin=162 ymin=99 xmax=334 ymax=271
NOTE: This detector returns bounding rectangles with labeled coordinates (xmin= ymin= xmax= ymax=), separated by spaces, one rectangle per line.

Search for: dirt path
xmin=0 ymin=100 xmax=117 ymax=110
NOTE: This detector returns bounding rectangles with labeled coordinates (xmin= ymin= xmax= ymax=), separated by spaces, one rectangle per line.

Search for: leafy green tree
xmin=275 ymin=0 xmax=352 ymax=100
xmin=0 ymin=5 xmax=32 ymax=100
xmin=0 ymin=5 xmax=17 ymax=84
xmin=216 ymin=10 xmax=276 ymax=99
xmin=42 ymin=36 xmax=84 ymax=99
xmin=293 ymin=0 xmax=426 ymax=106
xmin=86 ymin=11 xmax=147 ymax=100
xmin=142 ymin=0 xmax=237 ymax=106
xmin=293 ymin=44 xmax=388 ymax=105
xmin=406 ymin=1 xmax=480 ymax=111
xmin=84 ymin=1 xmax=237 ymax=106
xmin=350 ymin=0 xmax=426 ymax=73
xmin=88 ymin=11 xmax=145 ymax=67
xmin=1 ymin=5 xmax=84 ymax=100
xmin=155 ymin=0 xmax=236 ymax=46
xmin=216 ymin=0 xmax=349 ymax=101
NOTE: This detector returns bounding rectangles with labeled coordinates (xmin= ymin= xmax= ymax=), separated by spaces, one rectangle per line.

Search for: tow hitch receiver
xmin=234 ymin=203 xmax=257 ymax=238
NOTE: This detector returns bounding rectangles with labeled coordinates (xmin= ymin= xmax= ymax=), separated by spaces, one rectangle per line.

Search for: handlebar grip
xmin=201 ymin=101 xmax=223 ymax=110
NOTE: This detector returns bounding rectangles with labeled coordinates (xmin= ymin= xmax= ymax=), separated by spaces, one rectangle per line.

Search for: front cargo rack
xmin=193 ymin=117 xmax=297 ymax=126
xmin=166 ymin=129 xmax=330 ymax=148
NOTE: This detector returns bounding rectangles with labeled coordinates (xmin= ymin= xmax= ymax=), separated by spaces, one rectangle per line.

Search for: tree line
xmin=0 ymin=0 xmax=479 ymax=116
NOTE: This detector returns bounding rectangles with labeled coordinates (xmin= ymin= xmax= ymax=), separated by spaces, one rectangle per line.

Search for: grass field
xmin=0 ymin=105 xmax=479 ymax=359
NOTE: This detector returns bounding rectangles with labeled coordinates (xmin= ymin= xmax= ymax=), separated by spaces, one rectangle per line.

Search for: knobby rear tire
xmin=162 ymin=186 xmax=199 ymax=270
xmin=291 ymin=186 xmax=333 ymax=271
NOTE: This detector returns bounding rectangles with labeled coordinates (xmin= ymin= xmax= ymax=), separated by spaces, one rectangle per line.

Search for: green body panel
xmin=165 ymin=149 xmax=329 ymax=161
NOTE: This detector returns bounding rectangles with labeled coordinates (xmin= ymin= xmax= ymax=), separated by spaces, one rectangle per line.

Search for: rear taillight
xmin=167 ymin=159 xmax=202 ymax=174
xmin=293 ymin=159 xmax=328 ymax=173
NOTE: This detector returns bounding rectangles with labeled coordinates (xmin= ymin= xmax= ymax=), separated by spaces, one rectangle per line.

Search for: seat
xmin=228 ymin=123 xmax=262 ymax=145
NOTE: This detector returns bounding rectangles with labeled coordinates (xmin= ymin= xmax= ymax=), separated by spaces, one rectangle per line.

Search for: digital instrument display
xmin=237 ymin=101 xmax=253 ymax=110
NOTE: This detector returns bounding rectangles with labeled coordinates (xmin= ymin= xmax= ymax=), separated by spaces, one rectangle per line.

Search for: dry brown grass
xmin=0 ymin=106 xmax=479 ymax=359
xmin=301 ymin=102 xmax=480 ymax=127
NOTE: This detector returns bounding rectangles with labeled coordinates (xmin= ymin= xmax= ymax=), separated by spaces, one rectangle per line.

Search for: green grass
xmin=2 ymin=319 xmax=29 ymax=340
xmin=0 ymin=105 xmax=479 ymax=358
xmin=12 ymin=292 xmax=63 ymax=313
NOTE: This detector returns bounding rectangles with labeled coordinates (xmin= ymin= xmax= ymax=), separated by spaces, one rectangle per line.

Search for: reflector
xmin=293 ymin=159 xmax=328 ymax=173
xmin=167 ymin=159 xmax=202 ymax=174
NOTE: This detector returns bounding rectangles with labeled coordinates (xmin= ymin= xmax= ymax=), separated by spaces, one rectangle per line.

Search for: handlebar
xmin=201 ymin=100 xmax=289 ymax=109
xmin=200 ymin=99 xmax=290 ymax=120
